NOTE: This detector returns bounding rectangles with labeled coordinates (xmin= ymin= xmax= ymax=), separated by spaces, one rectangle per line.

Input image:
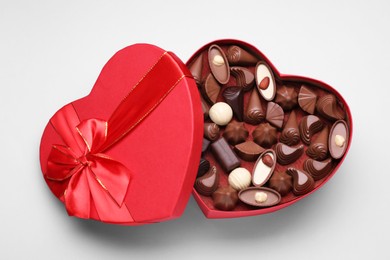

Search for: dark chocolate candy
xmin=328 ymin=120 xmax=349 ymax=159
xmin=298 ymin=85 xmax=317 ymax=114
xmin=212 ymin=186 xmax=239 ymax=211
xmin=255 ymin=61 xmax=276 ymax=101
xmin=202 ymin=138 xmax=210 ymax=155
xmin=307 ymin=126 xmax=329 ymax=161
xmin=238 ymin=187 xmax=281 ymax=207
xmin=188 ymin=53 xmax=203 ymax=86
xmin=197 ymin=158 xmax=210 ymax=178
xmin=194 ymin=166 xmax=219 ymax=196
xmin=202 ymin=73 xmax=221 ymax=105
xmin=252 ymin=149 xmax=276 ymax=187
xmin=275 ymin=143 xmax=304 ymax=165
xmin=204 ymin=122 xmax=220 ymax=141
xmin=222 ymin=87 xmax=244 ymax=121
xmin=275 ymin=85 xmax=298 ymax=111
xmin=200 ymin=96 xmax=209 ymax=120
xmin=280 ymin=110 xmax=300 ymax=146
xmin=303 ymin=158 xmax=332 ymax=181
xmin=268 ymin=171 xmax=293 ymax=196
xmin=266 ymin=102 xmax=284 ymax=129
xmin=226 ymin=45 xmax=258 ymax=66
xmin=208 ymin=44 xmax=230 ymax=84
xmin=234 ymin=141 xmax=265 ymax=161
xmin=244 ymin=88 xmax=264 ymax=125
xmin=252 ymin=123 xmax=278 ymax=148
xmin=299 ymin=115 xmax=323 ymax=145
xmin=230 ymin=66 xmax=255 ymax=91
xmin=316 ymin=94 xmax=345 ymax=121
xmin=211 ymin=137 xmax=241 ymax=172
xmin=286 ymin=168 xmax=315 ymax=196
xmin=223 ymin=121 xmax=248 ymax=145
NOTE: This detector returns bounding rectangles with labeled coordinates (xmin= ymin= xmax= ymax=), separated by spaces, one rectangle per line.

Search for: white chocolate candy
xmin=255 ymin=191 xmax=268 ymax=203
xmin=228 ymin=167 xmax=251 ymax=191
xmin=212 ymin=55 xmax=225 ymax=66
xmin=209 ymin=102 xmax=233 ymax=126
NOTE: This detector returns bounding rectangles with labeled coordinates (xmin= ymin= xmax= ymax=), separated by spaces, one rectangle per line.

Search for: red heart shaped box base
xmin=187 ymin=39 xmax=353 ymax=219
xmin=40 ymin=44 xmax=203 ymax=224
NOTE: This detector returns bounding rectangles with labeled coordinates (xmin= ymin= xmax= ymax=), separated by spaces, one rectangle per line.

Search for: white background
xmin=1 ymin=0 xmax=389 ymax=259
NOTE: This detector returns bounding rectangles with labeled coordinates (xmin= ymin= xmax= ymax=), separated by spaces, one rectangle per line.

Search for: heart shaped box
xmin=40 ymin=44 xmax=203 ymax=225
xmin=187 ymin=39 xmax=353 ymax=219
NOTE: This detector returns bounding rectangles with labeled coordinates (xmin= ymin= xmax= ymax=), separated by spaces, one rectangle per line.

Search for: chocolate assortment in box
xmin=187 ymin=40 xmax=352 ymax=218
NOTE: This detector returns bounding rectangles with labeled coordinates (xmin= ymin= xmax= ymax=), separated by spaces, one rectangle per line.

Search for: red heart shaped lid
xmin=40 ymin=44 xmax=203 ymax=225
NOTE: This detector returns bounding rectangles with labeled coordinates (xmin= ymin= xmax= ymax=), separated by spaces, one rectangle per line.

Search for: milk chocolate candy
xmin=316 ymin=94 xmax=345 ymax=121
xmin=208 ymin=45 xmax=230 ymax=84
xmin=212 ymin=186 xmax=238 ymax=211
xmin=303 ymin=158 xmax=332 ymax=181
xmin=194 ymin=166 xmax=219 ymax=196
xmin=200 ymin=96 xmax=209 ymax=119
xmin=280 ymin=110 xmax=300 ymax=146
xmin=197 ymin=158 xmax=210 ymax=178
xmin=255 ymin=61 xmax=276 ymax=101
xmin=211 ymin=137 xmax=241 ymax=172
xmin=244 ymin=88 xmax=264 ymax=125
xmin=286 ymin=168 xmax=315 ymax=196
xmin=234 ymin=141 xmax=265 ymax=161
xmin=329 ymin=120 xmax=349 ymax=159
xmin=223 ymin=121 xmax=248 ymax=145
xmin=239 ymin=187 xmax=281 ymax=207
xmin=268 ymin=171 xmax=293 ymax=196
xmin=299 ymin=115 xmax=323 ymax=145
xmin=202 ymin=73 xmax=221 ymax=105
xmin=188 ymin=53 xmax=203 ymax=86
xmin=202 ymin=138 xmax=210 ymax=155
xmin=266 ymin=102 xmax=284 ymax=129
xmin=230 ymin=66 xmax=255 ymax=91
xmin=275 ymin=85 xmax=298 ymax=111
xmin=252 ymin=123 xmax=278 ymax=148
xmin=275 ymin=143 xmax=304 ymax=165
xmin=298 ymin=85 xmax=317 ymax=114
xmin=226 ymin=45 xmax=258 ymax=66
xmin=204 ymin=122 xmax=220 ymax=141
xmin=252 ymin=149 xmax=276 ymax=187
xmin=307 ymin=126 xmax=329 ymax=161
xmin=222 ymin=87 xmax=244 ymax=121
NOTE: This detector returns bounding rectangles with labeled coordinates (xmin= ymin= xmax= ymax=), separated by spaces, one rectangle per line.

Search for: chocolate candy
xmin=266 ymin=102 xmax=284 ymax=129
xmin=286 ymin=168 xmax=315 ymax=196
xmin=202 ymin=73 xmax=221 ymax=104
xmin=212 ymin=186 xmax=238 ymax=211
xmin=204 ymin=122 xmax=220 ymax=141
xmin=303 ymin=158 xmax=332 ymax=181
xmin=268 ymin=171 xmax=293 ymax=196
xmin=280 ymin=110 xmax=300 ymax=146
xmin=230 ymin=66 xmax=255 ymax=91
xmin=239 ymin=187 xmax=281 ymax=207
xmin=316 ymin=94 xmax=345 ymax=121
xmin=307 ymin=126 xmax=329 ymax=161
xmin=252 ymin=122 xmax=278 ymax=148
xmin=202 ymin=138 xmax=210 ymax=155
xmin=228 ymin=167 xmax=252 ymax=191
xmin=275 ymin=85 xmax=298 ymax=111
xmin=226 ymin=45 xmax=258 ymax=66
xmin=234 ymin=141 xmax=265 ymax=161
xmin=194 ymin=166 xmax=219 ymax=196
xmin=299 ymin=115 xmax=323 ymax=145
xmin=298 ymin=85 xmax=317 ymax=114
xmin=188 ymin=53 xmax=203 ymax=86
xmin=244 ymin=88 xmax=264 ymax=125
xmin=211 ymin=137 xmax=241 ymax=172
xmin=223 ymin=121 xmax=249 ymax=145
xmin=200 ymin=96 xmax=209 ymax=119
xmin=209 ymin=102 xmax=233 ymax=126
xmin=197 ymin=158 xmax=210 ymax=178
xmin=252 ymin=149 xmax=276 ymax=187
xmin=222 ymin=87 xmax=244 ymax=121
xmin=329 ymin=120 xmax=349 ymax=159
xmin=275 ymin=143 xmax=304 ymax=165
xmin=208 ymin=44 xmax=230 ymax=84
xmin=255 ymin=61 xmax=276 ymax=101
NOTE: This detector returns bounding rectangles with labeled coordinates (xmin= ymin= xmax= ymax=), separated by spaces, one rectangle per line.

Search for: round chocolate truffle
xmin=252 ymin=123 xmax=278 ymax=148
xmin=212 ymin=186 xmax=238 ymax=211
xmin=223 ymin=121 xmax=249 ymax=145
xmin=268 ymin=171 xmax=293 ymax=196
xmin=275 ymin=85 xmax=298 ymax=111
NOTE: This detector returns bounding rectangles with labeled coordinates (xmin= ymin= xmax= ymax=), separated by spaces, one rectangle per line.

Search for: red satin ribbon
xmin=45 ymin=52 xmax=186 ymax=222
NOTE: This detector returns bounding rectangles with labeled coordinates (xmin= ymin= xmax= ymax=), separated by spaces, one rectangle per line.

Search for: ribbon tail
xmin=64 ymin=170 xmax=91 ymax=219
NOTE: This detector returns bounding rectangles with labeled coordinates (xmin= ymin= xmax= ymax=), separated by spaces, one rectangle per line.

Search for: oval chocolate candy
xmin=238 ymin=187 xmax=281 ymax=207
xmin=329 ymin=120 xmax=349 ymax=159
xmin=208 ymin=45 xmax=230 ymax=84
xmin=252 ymin=149 xmax=276 ymax=186
xmin=255 ymin=61 xmax=276 ymax=101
